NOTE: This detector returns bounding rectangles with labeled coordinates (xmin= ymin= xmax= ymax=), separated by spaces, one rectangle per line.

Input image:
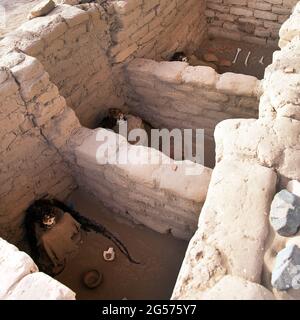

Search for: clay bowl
xmin=82 ymin=269 xmax=103 ymax=289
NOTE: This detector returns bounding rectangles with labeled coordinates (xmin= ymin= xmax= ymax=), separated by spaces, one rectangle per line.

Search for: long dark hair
xmin=25 ymin=198 xmax=140 ymax=266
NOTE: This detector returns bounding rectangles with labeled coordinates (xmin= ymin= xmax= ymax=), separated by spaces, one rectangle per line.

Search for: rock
xmin=271 ymin=244 xmax=300 ymax=291
xmin=219 ymin=59 xmax=232 ymax=67
xmin=287 ymin=180 xmax=300 ymax=197
xmin=203 ymin=52 xmax=219 ymax=63
xmin=270 ymin=189 xmax=300 ymax=237
xmin=29 ymin=0 xmax=56 ymax=19
xmin=201 ymin=275 xmax=275 ymax=300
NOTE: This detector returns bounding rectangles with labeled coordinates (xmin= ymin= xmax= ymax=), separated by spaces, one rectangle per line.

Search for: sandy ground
xmin=197 ymin=37 xmax=277 ymax=79
xmin=54 ymin=189 xmax=188 ymax=300
xmin=0 ymin=0 xmax=41 ymax=38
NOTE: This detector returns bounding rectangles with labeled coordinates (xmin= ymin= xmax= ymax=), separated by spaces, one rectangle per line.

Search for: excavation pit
xmin=195 ymin=37 xmax=276 ymax=80
xmin=54 ymin=189 xmax=188 ymax=300
xmin=0 ymin=0 xmax=298 ymax=300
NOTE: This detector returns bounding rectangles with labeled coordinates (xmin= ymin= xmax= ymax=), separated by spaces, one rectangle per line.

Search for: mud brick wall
xmin=205 ymin=0 xmax=299 ymax=46
xmin=172 ymin=2 xmax=300 ymax=300
xmin=108 ymin=0 xmax=207 ymax=63
xmin=0 ymin=51 xmax=80 ymax=243
xmin=124 ymin=58 xmax=260 ymax=166
xmin=0 ymin=4 xmax=123 ymax=128
xmin=1 ymin=1 xmax=207 ymax=128
xmin=0 ymin=0 xmax=208 ymax=242
xmin=70 ymin=128 xmax=212 ymax=241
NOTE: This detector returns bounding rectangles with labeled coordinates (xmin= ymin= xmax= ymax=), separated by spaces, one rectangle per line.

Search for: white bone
xmin=245 ymin=51 xmax=251 ymax=67
xmin=259 ymin=56 xmax=264 ymax=65
xmin=232 ymin=48 xmax=242 ymax=64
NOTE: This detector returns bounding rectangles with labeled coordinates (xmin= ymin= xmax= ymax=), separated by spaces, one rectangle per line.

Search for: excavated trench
xmin=194 ymin=37 xmax=276 ymax=80
xmin=55 ymin=189 xmax=188 ymax=300
xmin=0 ymin=0 xmax=295 ymax=300
xmin=55 ymin=48 xmax=265 ymax=298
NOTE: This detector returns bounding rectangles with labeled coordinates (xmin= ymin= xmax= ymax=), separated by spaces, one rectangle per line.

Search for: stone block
xmin=216 ymin=73 xmax=259 ymax=97
xmin=270 ymin=189 xmax=300 ymax=237
xmin=11 ymin=56 xmax=45 ymax=84
xmin=248 ymin=1 xmax=272 ymax=10
xmin=154 ymin=162 xmax=212 ymax=202
xmin=53 ymin=5 xmax=89 ymax=28
xmin=154 ymin=61 xmax=188 ymax=84
xmin=207 ymin=3 xmax=230 ymax=13
xmin=230 ymin=7 xmax=254 ymax=17
xmin=29 ymin=0 xmax=56 ymax=19
xmin=114 ymin=43 xmax=138 ymax=63
xmin=224 ymin=0 xmax=247 ymax=5
xmin=182 ymin=66 xmax=218 ymax=88
xmin=271 ymin=244 xmax=300 ymax=291
xmin=265 ymin=0 xmax=283 ymax=4
xmin=254 ymin=9 xmax=278 ymax=20
xmin=283 ymin=0 xmax=298 ymax=8
xmin=5 ymin=272 xmax=76 ymax=300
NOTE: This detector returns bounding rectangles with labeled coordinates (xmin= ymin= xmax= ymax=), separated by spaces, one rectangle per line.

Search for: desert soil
xmin=55 ymin=189 xmax=189 ymax=300
xmin=0 ymin=0 xmax=41 ymax=38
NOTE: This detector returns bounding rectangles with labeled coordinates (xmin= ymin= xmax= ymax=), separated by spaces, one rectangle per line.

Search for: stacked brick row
xmin=71 ymin=127 xmax=212 ymax=241
xmin=205 ymin=0 xmax=298 ymax=46
xmin=109 ymin=0 xmax=207 ymax=62
xmin=0 ymin=50 xmax=80 ymax=243
xmin=124 ymin=58 xmax=259 ymax=165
